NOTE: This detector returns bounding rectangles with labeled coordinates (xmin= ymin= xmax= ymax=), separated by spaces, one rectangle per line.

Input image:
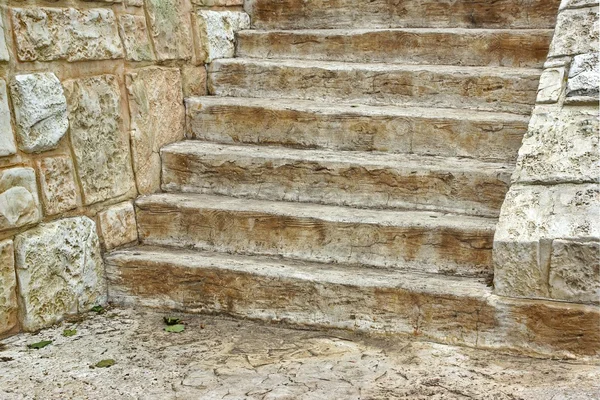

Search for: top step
xmin=245 ymin=0 xmax=561 ymax=30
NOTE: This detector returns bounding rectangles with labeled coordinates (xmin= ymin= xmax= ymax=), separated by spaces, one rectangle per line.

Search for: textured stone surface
xmin=0 ymin=16 xmax=9 ymax=62
xmin=127 ymin=67 xmax=184 ymax=194
xmin=0 ymin=80 xmax=16 ymax=157
xmin=560 ymin=0 xmax=598 ymax=10
xmin=125 ymin=0 xmax=143 ymax=6
xmin=10 ymin=73 xmax=68 ymax=153
xmin=144 ymin=0 xmax=193 ymax=61
xmin=549 ymin=239 xmax=600 ymax=304
xmin=36 ymin=156 xmax=78 ymax=216
xmin=513 ymin=105 xmax=599 ymax=184
xmin=536 ymin=67 xmax=566 ymax=103
xmin=0 ymin=239 xmax=17 ymax=336
xmin=98 ymin=201 xmax=138 ymax=250
xmin=566 ymin=52 xmax=599 ymax=99
xmin=11 ymin=7 xmax=123 ymax=62
xmin=118 ymin=15 xmax=154 ymax=62
xmin=548 ymin=7 xmax=599 ymax=57
xmin=0 ymin=167 xmax=41 ymax=232
xmin=193 ymin=0 xmax=243 ymax=5
xmin=14 ymin=217 xmax=106 ymax=332
xmin=181 ymin=65 xmax=207 ymax=97
xmin=64 ymin=75 xmax=134 ymax=205
xmin=196 ymin=10 xmax=250 ymax=63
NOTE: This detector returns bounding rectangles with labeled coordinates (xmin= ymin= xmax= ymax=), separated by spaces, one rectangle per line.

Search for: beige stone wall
xmin=0 ymin=0 xmax=247 ymax=336
xmin=494 ymin=0 xmax=599 ymax=304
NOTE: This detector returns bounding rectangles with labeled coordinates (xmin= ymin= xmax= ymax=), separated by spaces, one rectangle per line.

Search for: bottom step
xmin=105 ymin=246 xmax=600 ymax=360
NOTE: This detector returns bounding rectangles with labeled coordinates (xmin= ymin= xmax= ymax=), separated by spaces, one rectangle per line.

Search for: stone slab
xmin=98 ymin=201 xmax=138 ymax=250
xmin=0 ymin=16 xmax=9 ymax=62
xmin=549 ymin=239 xmax=599 ymax=304
xmin=0 ymin=239 xmax=17 ymax=336
xmin=118 ymin=14 xmax=154 ymax=62
xmin=36 ymin=156 xmax=78 ymax=216
xmin=144 ymin=0 xmax=193 ymax=61
xmin=0 ymin=167 xmax=41 ymax=232
xmin=566 ymin=52 xmax=599 ymax=100
xmin=536 ymin=67 xmax=566 ymax=103
xmin=196 ymin=10 xmax=250 ymax=63
xmin=548 ymin=7 xmax=599 ymax=57
xmin=0 ymin=79 xmax=16 ymax=157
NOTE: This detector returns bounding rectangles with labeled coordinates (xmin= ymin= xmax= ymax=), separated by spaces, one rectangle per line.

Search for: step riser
xmin=237 ymin=30 xmax=553 ymax=68
xmin=105 ymin=253 xmax=600 ymax=360
xmin=186 ymin=99 xmax=527 ymax=162
xmin=161 ymin=148 xmax=511 ymax=217
xmin=245 ymin=0 xmax=561 ymax=30
xmin=208 ymin=61 xmax=540 ymax=114
xmin=136 ymin=201 xmax=494 ymax=276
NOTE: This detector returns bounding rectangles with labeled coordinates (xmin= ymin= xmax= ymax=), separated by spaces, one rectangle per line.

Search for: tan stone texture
xmin=36 ymin=156 xmax=78 ymax=216
xmin=98 ymin=201 xmax=138 ymax=250
xmin=64 ymin=74 xmax=134 ymax=205
xmin=180 ymin=65 xmax=207 ymax=97
xmin=549 ymin=239 xmax=599 ymax=304
xmin=0 ymin=79 xmax=16 ymax=157
xmin=536 ymin=67 xmax=566 ymax=103
xmin=126 ymin=67 xmax=184 ymax=194
xmin=0 ymin=16 xmax=9 ymax=62
xmin=548 ymin=7 xmax=599 ymax=57
xmin=0 ymin=239 xmax=18 ymax=336
xmin=144 ymin=0 xmax=193 ymax=61
xmin=192 ymin=0 xmax=243 ymax=5
xmin=118 ymin=14 xmax=155 ymax=62
xmin=196 ymin=10 xmax=250 ymax=63
xmin=0 ymin=167 xmax=41 ymax=232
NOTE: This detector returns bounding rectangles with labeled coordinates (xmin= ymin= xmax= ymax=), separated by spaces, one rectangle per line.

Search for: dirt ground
xmin=0 ymin=307 xmax=598 ymax=400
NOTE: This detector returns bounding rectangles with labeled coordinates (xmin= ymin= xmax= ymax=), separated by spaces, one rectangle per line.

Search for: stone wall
xmin=0 ymin=0 xmax=248 ymax=336
xmin=494 ymin=0 xmax=599 ymax=304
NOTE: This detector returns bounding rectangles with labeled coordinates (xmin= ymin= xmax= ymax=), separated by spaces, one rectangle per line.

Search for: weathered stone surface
xmin=0 ymin=167 xmax=41 ymax=232
xmin=10 ymin=73 xmax=68 ymax=153
xmin=566 ymin=52 xmax=599 ymax=100
xmin=0 ymin=239 xmax=18 ymax=336
xmin=560 ymin=0 xmax=598 ymax=10
xmin=14 ymin=217 xmax=106 ymax=332
xmin=144 ymin=0 xmax=193 ymax=61
xmin=11 ymin=7 xmax=123 ymax=62
xmin=536 ymin=67 xmax=566 ymax=103
xmin=125 ymin=0 xmax=144 ymax=6
xmin=193 ymin=0 xmax=243 ymax=5
xmin=0 ymin=80 xmax=16 ymax=157
xmin=548 ymin=7 xmax=599 ymax=57
xmin=549 ymin=239 xmax=599 ymax=304
xmin=64 ymin=75 xmax=134 ymax=205
xmin=98 ymin=201 xmax=138 ymax=250
xmin=118 ymin=14 xmax=154 ymax=62
xmin=196 ymin=10 xmax=250 ymax=63
xmin=0 ymin=16 xmax=9 ymax=62
xmin=513 ymin=105 xmax=599 ymax=184
xmin=127 ymin=67 xmax=184 ymax=194
xmin=181 ymin=65 xmax=207 ymax=97
xmin=36 ymin=156 xmax=78 ymax=216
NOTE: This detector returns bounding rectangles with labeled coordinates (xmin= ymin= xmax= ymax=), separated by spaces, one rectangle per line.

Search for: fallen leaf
xmin=28 ymin=340 xmax=52 ymax=349
xmin=163 ymin=316 xmax=181 ymax=326
xmin=95 ymin=359 xmax=115 ymax=368
xmin=165 ymin=324 xmax=185 ymax=333
xmin=62 ymin=329 xmax=77 ymax=337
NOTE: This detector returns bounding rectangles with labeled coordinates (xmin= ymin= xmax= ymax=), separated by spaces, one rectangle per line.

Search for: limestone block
xmin=0 ymin=16 xmax=9 ymax=62
xmin=181 ymin=65 xmax=207 ymax=97
xmin=560 ymin=0 xmax=598 ymax=10
xmin=513 ymin=105 xmax=599 ymax=184
xmin=196 ymin=10 xmax=250 ymax=63
xmin=536 ymin=67 xmax=566 ymax=103
xmin=11 ymin=7 xmax=123 ymax=62
xmin=192 ymin=0 xmax=243 ymax=5
xmin=36 ymin=156 xmax=78 ymax=216
xmin=549 ymin=239 xmax=599 ymax=304
xmin=126 ymin=0 xmax=144 ymax=6
xmin=566 ymin=52 xmax=599 ymax=100
xmin=144 ymin=0 xmax=193 ymax=61
xmin=0 ymin=240 xmax=18 ymax=335
xmin=14 ymin=217 xmax=106 ymax=331
xmin=10 ymin=73 xmax=68 ymax=153
xmin=118 ymin=14 xmax=154 ymax=62
xmin=98 ymin=201 xmax=138 ymax=250
xmin=548 ymin=7 xmax=599 ymax=57
xmin=126 ymin=67 xmax=184 ymax=194
xmin=0 ymin=167 xmax=41 ymax=232
xmin=64 ymin=74 xmax=134 ymax=205
xmin=0 ymin=80 xmax=16 ymax=157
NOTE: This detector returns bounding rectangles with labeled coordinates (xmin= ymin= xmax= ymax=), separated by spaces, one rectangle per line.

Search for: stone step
xmin=236 ymin=28 xmax=553 ymax=68
xmin=245 ymin=0 xmax=561 ymax=30
xmin=135 ymin=193 xmax=496 ymax=277
xmin=161 ymin=142 xmax=512 ymax=217
xmin=208 ymin=59 xmax=541 ymax=114
xmin=105 ymin=246 xmax=600 ymax=360
xmin=185 ymin=97 xmax=528 ymax=162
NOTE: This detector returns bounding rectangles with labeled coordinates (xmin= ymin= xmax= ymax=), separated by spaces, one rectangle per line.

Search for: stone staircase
xmin=105 ymin=0 xmax=600 ymax=359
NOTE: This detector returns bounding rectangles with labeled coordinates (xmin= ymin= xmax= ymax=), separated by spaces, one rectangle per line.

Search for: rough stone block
xmin=118 ymin=14 xmax=155 ymax=62
xmin=196 ymin=10 xmax=250 ymax=63
xmin=192 ymin=0 xmax=243 ymax=5
xmin=536 ymin=67 xmax=566 ymax=103
xmin=126 ymin=67 xmax=184 ymax=194
xmin=98 ymin=201 xmax=138 ymax=250
xmin=11 ymin=7 xmax=123 ymax=62
xmin=36 ymin=156 xmax=78 ymax=216
xmin=0 ymin=167 xmax=41 ymax=232
xmin=144 ymin=0 xmax=193 ymax=61
xmin=10 ymin=72 xmax=68 ymax=153
xmin=0 ymin=16 xmax=9 ymax=62
xmin=125 ymin=0 xmax=144 ymax=6
xmin=549 ymin=7 xmax=599 ymax=57
xmin=181 ymin=65 xmax=207 ymax=97
xmin=560 ymin=0 xmax=598 ymax=10
xmin=513 ymin=105 xmax=599 ymax=184
xmin=64 ymin=74 xmax=134 ymax=205
xmin=549 ymin=239 xmax=600 ymax=304
xmin=14 ymin=217 xmax=106 ymax=332
xmin=566 ymin=52 xmax=599 ymax=100
xmin=0 ymin=240 xmax=18 ymax=336
xmin=0 ymin=80 xmax=16 ymax=157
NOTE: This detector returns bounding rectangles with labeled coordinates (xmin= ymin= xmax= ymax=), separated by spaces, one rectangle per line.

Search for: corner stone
xmin=196 ymin=10 xmax=250 ymax=63
xmin=0 ymin=167 xmax=41 ymax=232
xmin=0 ymin=239 xmax=18 ymax=336
xmin=98 ymin=201 xmax=138 ymax=250
xmin=0 ymin=79 xmax=16 ymax=157
xmin=36 ymin=155 xmax=79 ymax=216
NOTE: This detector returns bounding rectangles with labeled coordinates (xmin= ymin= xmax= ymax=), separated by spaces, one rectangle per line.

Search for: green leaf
xmin=165 ymin=324 xmax=185 ymax=333
xmin=62 ymin=329 xmax=77 ymax=337
xmin=163 ymin=316 xmax=181 ymax=326
xmin=90 ymin=305 xmax=105 ymax=314
xmin=28 ymin=340 xmax=52 ymax=349
xmin=95 ymin=359 xmax=115 ymax=368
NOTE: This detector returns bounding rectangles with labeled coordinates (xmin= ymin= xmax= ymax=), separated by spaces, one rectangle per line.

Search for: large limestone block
xmin=36 ymin=156 xmax=78 ymax=216
xmin=98 ymin=201 xmax=138 ymax=250
xmin=126 ymin=67 xmax=184 ymax=194
xmin=196 ymin=10 xmax=250 ymax=63
xmin=0 ymin=240 xmax=18 ymax=336
xmin=0 ymin=167 xmax=41 ymax=232
xmin=64 ymin=74 xmax=134 ymax=205
xmin=0 ymin=16 xmax=9 ymax=62
xmin=144 ymin=0 xmax=193 ymax=61
xmin=14 ymin=217 xmax=106 ymax=332
xmin=536 ymin=67 xmax=566 ymax=104
xmin=566 ymin=52 xmax=599 ymax=100
xmin=513 ymin=105 xmax=599 ymax=184
xmin=0 ymin=80 xmax=16 ymax=157
xmin=549 ymin=239 xmax=599 ymax=304
xmin=11 ymin=7 xmax=123 ymax=62
xmin=10 ymin=73 xmax=68 ymax=153
xmin=118 ymin=14 xmax=154 ymax=62
xmin=548 ymin=7 xmax=599 ymax=57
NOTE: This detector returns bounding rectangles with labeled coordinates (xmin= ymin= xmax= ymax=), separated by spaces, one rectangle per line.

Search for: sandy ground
xmin=0 ymin=307 xmax=598 ymax=400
